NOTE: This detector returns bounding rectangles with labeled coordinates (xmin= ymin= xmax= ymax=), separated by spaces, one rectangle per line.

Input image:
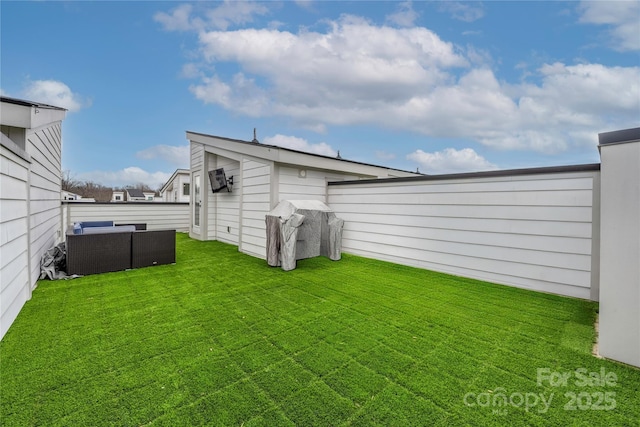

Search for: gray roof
xmin=0 ymin=95 xmax=67 ymax=111
xmin=598 ymin=127 xmax=640 ymax=146
xmin=187 ymin=130 xmax=420 ymax=176
xmin=126 ymin=188 xmax=146 ymax=198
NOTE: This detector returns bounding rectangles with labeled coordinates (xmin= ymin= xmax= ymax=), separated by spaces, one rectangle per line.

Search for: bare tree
xmin=62 ymin=170 xmax=159 ymax=201
xmin=61 ymin=170 xmax=81 ymax=193
xmin=81 ymin=181 xmax=113 ymax=202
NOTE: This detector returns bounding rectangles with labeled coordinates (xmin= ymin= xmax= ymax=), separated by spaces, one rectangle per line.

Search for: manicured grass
xmin=1 ymin=233 xmax=639 ymax=426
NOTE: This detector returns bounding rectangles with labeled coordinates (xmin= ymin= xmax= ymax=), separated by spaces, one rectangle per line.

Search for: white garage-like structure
xmin=187 ymin=131 xmax=417 ymax=259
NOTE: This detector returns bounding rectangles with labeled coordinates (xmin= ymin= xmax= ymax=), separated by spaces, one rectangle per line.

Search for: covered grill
xmin=265 ymin=200 xmax=344 ymax=271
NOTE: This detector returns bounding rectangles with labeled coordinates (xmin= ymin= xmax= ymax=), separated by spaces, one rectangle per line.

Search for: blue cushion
xmin=81 ymin=225 xmax=135 ymax=235
xmin=81 ymin=221 xmax=114 ymax=228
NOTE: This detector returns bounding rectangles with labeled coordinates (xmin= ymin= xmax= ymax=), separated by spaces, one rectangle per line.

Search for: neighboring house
xmin=159 ymin=168 xmax=190 ymax=203
xmin=143 ymin=191 xmax=156 ymax=201
xmin=0 ymin=96 xmax=66 ymax=340
xmin=62 ymin=190 xmax=81 ymax=200
xmin=187 ymin=131 xmax=418 ymax=259
xmin=125 ymin=188 xmax=155 ymax=201
xmin=62 ymin=190 xmax=94 ymax=202
xmin=126 ymin=188 xmax=146 ymax=201
xmin=111 ymin=190 xmax=125 ymax=202
xmin=112 ymin=189 xmax=157 ymax=202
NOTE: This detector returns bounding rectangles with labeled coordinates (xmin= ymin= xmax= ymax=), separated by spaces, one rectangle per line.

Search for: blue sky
xmin=2 ymin=1 xmax=638 ymax=189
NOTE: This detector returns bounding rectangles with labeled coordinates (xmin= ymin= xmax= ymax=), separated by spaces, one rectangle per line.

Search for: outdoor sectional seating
xmin=66 ymin=221 xmax=175 ymax=275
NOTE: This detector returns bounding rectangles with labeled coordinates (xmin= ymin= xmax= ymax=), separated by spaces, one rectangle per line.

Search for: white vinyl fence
xmin=62 ymin=202 xmax=190 ymax=232
xmin=328 ymin=165 xmax=601 ymax=301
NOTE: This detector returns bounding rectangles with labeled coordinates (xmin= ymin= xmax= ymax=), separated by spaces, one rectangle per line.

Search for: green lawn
xmin=1 ymin=233 xmax=639 ymax=426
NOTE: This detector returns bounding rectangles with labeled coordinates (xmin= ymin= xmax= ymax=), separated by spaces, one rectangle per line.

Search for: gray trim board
xmin=328 ymin=163 xmax=601 ymax=186
xmin=0 ymin=95 xmax=67 ymax=111
xmin=187 ymin=130 xmax=418 ymax=176
xmin=598 ymin=127 xmax=640 ymax=145
xmin=62 ymin=201 xmax=189 ymax=206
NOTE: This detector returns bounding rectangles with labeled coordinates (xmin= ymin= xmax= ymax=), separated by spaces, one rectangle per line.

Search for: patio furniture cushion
xmin=81 ymin=225 xmax=136 ymax=234
xmin=72 ymin=221 xmax=115 ymax=234
xmin=116 ymin=223 xmax=147 ymax=230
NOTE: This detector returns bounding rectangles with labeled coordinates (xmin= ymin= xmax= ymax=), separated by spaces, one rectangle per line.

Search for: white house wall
xmin=328 ymin=170 xmax=599 ymax=300
xmin=207 ymin=155 xmax=240 ymax=245
xmin=278 ymin=166 xmax=359 ymax=203
xmin=598 ymin=136 xmax=640 ymax=367
xmin=161 ymin=172 xmax=190 ymax=203
xmin=191 ymin=143 xmax=203 ymax=171
xmin=241 ymin=158 xmax=272 ymax=258
xmin=0 ymin=143 xmax=31 ymax=339
xmin=176 ymin=174 xmax=190 ymax=203
xmin=27 ymin=123 xmax=63 ymax=289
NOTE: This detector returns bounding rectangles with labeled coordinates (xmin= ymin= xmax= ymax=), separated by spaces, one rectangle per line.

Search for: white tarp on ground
xmin=266 ymin=200 xmax=344 ymax=271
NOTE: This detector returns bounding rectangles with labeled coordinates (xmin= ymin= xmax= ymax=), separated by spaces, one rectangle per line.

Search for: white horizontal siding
xmin=328 ymin=171 xmax=598 ymax=299
xmin=208 ymin=156 xmax=240 ymax=244
xmin=0 ymin=144 xmax=30 ymax=340
xmin=65 ymin=203 xmax=190 ymax=231
xmin=27 ymin=124 xmax=62 ymax=293
xmin=335 ymin=203 xmax=593 ymax=222
xmin=344 ymin=221 xmax=592 ymax=255
xmin=191 ymin=143 xmax=203 ymax=171
xmin=338 ymin=212 xmax=592 ymax=239
xmin=278 ymin=166 xmax=359 ymax=203
xmin=242 ymin=241 xmax=266 ymax=259
xmin=241 ymin=158 xmax=270 ymax=259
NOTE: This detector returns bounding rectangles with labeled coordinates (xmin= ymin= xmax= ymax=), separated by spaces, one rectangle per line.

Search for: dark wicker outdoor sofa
xmin=66 ymin=221 xmax=176 ymax=275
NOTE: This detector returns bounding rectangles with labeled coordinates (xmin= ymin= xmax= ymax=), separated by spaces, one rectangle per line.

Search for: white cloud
xmin=263 ymin=134 xmax=337 ymax=157
xmin=182 ymin=13 xmax=638 ymax=154
xmin=22 ymin=80 xmax=87 ymax=112
xmin=523 ymin=63 xmax=638 ymax=116
xmin=136 ymin=144 xmax=190 ymax=167
xmin=407 ymin=148 xmax=497 ymax=174
xmin=180 ymin=63 xmax=204 ymax=79
xmin=579 ymin=1 xmax=640 ymax=51
xmin=154 ymin=4 xmax=197 ymax=32
xmin=439 ymin=2 xmax=485 ymax=23
xmin=205 ymin=1 xmax=269 ymax=31
xmin=190 ymin=15 xmax=467 ymax=121
xmin=190 ymin=73 xmax=269 ymax=116
xmin=294 ymin=1 xmax=315 ymax=12
xmin=78 ymin=167 xmax=171 ymax=189
xmin=154 ymin=1 xmax=269 ymax=32
xmin=386 ymin=1 xmax=419 ymax=28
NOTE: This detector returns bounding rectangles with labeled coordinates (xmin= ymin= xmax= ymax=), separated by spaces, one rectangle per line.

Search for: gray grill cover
xmin=266 ymin=200 xmax=344 ymax=271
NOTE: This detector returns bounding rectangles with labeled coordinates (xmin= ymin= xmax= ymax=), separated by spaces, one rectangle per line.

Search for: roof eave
xmin=186 ymin=130 xmax=418 ymax=178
